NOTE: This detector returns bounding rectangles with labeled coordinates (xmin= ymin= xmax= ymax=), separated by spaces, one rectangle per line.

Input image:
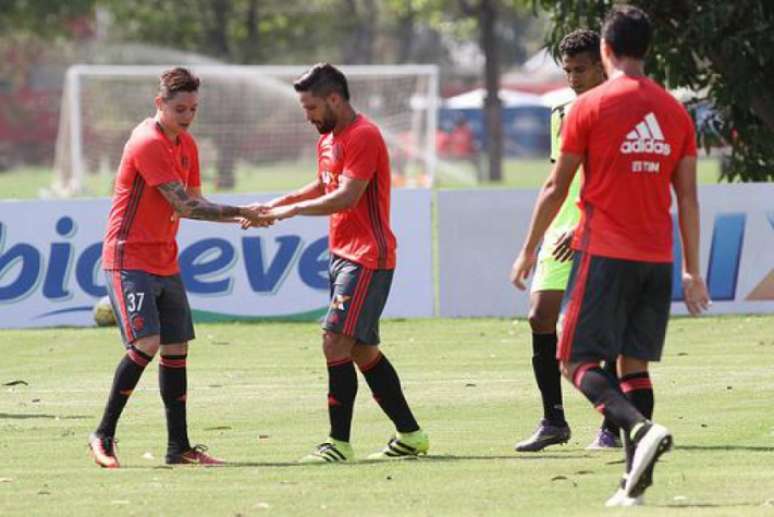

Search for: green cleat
xmin=367 ymin=429 xmax=429 ymax=460
xmin=299 ymin=439 xmax=354 ymax=464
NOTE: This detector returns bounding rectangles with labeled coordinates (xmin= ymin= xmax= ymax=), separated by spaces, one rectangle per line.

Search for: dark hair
xmin=293 ymin=63 xmax=350 ymax=101
xmin=159 ymin=67 xmax=200 ymax=100
xmin=558 ymin=29 xmax=601 ymax=61
xmin=601 ymin=5 xmax=652 ymax=59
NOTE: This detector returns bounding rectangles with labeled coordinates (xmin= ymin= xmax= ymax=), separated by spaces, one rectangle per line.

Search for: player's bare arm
xmin=158 ymin=180 xmax=267 ymax=225
xmin=239 ymin=178 xmax=325 ymax=229
xmin=263 ymin=175 xmax=369 ymax=221
xmin=510 ymin=152 xmax=582 ymax=289
xmin=185 ymin=186 xmax=243 ymax=224
xmin=672 ymin=155 xmax=711 ymax=315
xmin=263 ymin=178 xmax=325 ymax=209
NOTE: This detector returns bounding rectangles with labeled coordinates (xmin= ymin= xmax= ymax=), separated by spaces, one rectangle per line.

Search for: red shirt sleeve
xmin=343 ymin=127 xmax=379 ymax=181
xmin=560 ymin=97 xmax=595 ymax=156
xmin=133 ymin=139 xmax=179 ymax=187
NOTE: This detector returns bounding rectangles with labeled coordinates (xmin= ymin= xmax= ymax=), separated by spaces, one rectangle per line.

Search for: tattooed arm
xmin=158 ymin=181 xmax=266 ymax=224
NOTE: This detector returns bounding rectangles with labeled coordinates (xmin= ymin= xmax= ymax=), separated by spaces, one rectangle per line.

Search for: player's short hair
xmin=558 ymin=29 xmax=601 ymax=62
xmin=158 ymin=67 xmax=200 ymax=101
xmin=293 ymin=63 xmax=350 ymax=101
xmin=601 ymin=4 xmax=652 ymax=59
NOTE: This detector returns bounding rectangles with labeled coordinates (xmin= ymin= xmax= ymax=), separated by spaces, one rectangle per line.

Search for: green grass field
xmin=1 ymin=158 xmax=724 ymax=199
xmin=2 ymin=315 xmax=773 ymax=516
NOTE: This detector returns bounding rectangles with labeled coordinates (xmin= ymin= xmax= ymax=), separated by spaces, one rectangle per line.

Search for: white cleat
xmin=625 ymin=423 xmax=673 ymax=498
xmin=605 ymin=487 xmax=643 ymax=507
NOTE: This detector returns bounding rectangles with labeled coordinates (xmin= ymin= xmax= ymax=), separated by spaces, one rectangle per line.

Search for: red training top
xmin=561 ymin=75 xmax=697 ymax=262
xmin=317 ymin=115 xmax=397 ymax=270
xmin=102 ymin=118 xmax=201 ymax=275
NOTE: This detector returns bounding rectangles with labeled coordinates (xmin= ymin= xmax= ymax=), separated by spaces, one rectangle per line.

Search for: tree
xmin=534 ymin=0 xmax=774 ymax=182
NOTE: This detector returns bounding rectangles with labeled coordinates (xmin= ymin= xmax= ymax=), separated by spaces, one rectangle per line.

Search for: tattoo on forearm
xmin=158 ymin=181 xmax=241 ymax=221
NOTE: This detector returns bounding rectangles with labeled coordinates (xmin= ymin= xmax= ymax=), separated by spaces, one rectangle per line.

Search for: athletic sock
xmin=572 ymin=363 xmax=646 ymax=435
xmin=327 ymin=358 xmax=358 ymax=442
xmin=601 ymin=359 xmax=621 ymax=436
xmin=360 ymin=353 xmax=419 ymax=433
xmin=96 ymin=346 xmax=152 ymax=438
xmin=159 ymin=354 xmax=191 ymax=455
xmin=620 ymin=371 xmax=654 ymax=472
xmin=620 ymin=371 xmax=654 ymax=419
xmin=531 ymin=333 xmax=566 ymax=425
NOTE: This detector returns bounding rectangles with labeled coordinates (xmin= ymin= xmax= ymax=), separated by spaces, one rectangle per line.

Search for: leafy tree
xmin=534 ymin=0 xmax=774 ymax=182
xmin=0 ymin=0 xmax=95 ymax=38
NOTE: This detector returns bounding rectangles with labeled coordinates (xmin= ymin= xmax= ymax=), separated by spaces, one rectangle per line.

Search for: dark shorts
xmin=104 ymin=270 xmax=195 ymax=347
xmin=557 ymin=252 xmax=672 ymax=363
xmin=322 ymin=255 xmax=393 ymax=345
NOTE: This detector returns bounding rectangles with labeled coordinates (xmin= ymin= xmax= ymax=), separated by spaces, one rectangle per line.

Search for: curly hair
xmin=558 ymin=29 xmax=601 ymax=61
xmin=158 ymin=67 xmax=200 ymax=101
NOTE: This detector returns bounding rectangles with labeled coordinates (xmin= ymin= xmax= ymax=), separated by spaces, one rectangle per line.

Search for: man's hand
xmin=239 ymin=205 xmax=275 ymax=228
xmin=240 ymin=204 xmax=298 ymax=229
xmin=551 ymin=229 xmax=575 ymax=262
xmin=682 ymin=273 xmax=710 ymax=316
xmin=510 ymin=249 xmax=537 ymax=290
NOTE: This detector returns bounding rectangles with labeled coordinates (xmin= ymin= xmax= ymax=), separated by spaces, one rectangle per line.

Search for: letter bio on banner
xmin=0 ymin=191 xmax=432 ymax=329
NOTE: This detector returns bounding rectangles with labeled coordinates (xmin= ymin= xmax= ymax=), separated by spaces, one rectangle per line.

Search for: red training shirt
xmin=102 ymin=118 xmax=201 ymax=275
xmin=317 ymin=115 xmax=397 ymax=270
xmin=561 ymin=75 xmax=697 ymax=262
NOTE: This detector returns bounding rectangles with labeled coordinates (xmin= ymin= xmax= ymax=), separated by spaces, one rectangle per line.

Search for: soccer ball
xmin=93 ymin=296 xmax=117 ymax=327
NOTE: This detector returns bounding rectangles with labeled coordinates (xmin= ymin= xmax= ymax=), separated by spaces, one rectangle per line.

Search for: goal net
xmin=52 ymin=64 xmax=438 ymax=196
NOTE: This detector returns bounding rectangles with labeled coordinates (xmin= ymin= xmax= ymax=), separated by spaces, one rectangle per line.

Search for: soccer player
xmin=243 ymin=63 xmax=429 ymax=462
xmin=89 ymin=67 xmax=267 ymax=468
xmin=510 ymin=5 xmax=710 ymax=506
xmin=513 ymin=29 xmax=623 ymax=453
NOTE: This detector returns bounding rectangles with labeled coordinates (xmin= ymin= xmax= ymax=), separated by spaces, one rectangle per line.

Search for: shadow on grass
xmin=675 ymin=445 xmax=774 ymax=453
xmin=118 ymin=453 xmax=595 ymax=470
xmin=656 ymin=502 xmax=763 ymax=509
xmin=0 ymin=413 xmax=89 ymax=420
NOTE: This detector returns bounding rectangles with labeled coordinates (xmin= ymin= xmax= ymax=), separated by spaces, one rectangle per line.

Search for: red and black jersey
xmin=102 ymin=118 xmax=201 ymax=275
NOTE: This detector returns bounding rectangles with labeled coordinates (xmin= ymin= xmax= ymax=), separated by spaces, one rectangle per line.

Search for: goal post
xmin=52 ymin=64 xmax=439 ymax=196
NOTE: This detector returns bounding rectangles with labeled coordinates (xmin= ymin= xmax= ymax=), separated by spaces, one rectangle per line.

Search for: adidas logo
xmin=620 ymin=112 xmax=672 ymax=156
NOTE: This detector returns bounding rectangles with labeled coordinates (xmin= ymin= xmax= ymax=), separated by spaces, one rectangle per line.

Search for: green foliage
xmin=0 ymin=0 xmax=95 ymax=38
xmin=533 ymin=0 xmax=774 ymax=182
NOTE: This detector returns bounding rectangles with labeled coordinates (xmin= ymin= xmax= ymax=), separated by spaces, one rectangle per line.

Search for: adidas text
xmin=621 ymin=139 xmax=671 ymax=155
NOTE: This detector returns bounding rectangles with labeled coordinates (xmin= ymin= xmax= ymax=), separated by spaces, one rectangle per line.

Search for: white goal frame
xmin=55 ymin=64 xmax=439 ymax=195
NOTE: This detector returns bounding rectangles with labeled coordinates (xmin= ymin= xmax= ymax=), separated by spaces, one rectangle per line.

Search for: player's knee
xmin=559 ymin=361 xmax=575 ymax=381
xmin=321 ymin=331 xmax=354 ymax=361
xmin=619 ymin=356 xmax=648 ymax=376
xmin=132 ymin=335 xmax=161 ymax=357
xmin=351 ymin=344 xmax=380 ymax=368
xmin=528 ymin=307 xmax=558 ymax=334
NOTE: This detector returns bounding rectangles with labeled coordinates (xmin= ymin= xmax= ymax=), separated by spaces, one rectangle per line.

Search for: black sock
xmin=96 ymin=347 xmax=152 ymax=438
xmin=600 ymin=360 xmax=621 ymax=435
xmin=620 ymin=371 xmax=654 ymax=419
xmin=531 ymin=333 xmax=565 ymax=425
xmin=572 ymin=363 xmax=646 ymax=435
xmin=620 ymin=371 xmax=654 ymax=472
xmin=159 ymin=354 xmax=191 ymax=455
xmin=327 ymin=358 xmax=358 ymax=442
xmin=360 ymin=353 xmax=419 ymax=433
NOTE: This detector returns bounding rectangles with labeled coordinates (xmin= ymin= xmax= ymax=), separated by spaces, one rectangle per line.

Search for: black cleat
xmin=515 ymin=419 xmax=571 ymax=452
